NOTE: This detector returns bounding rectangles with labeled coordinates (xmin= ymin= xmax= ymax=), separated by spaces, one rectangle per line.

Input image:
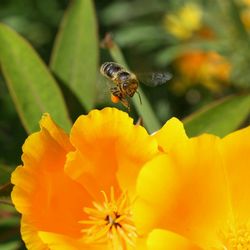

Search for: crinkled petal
xmin=20 ymin=217 xmax=49 ymax=250
xmin=135 ymin=134 xmax=230 ymax=248
xmin=22 ymin=113 xmax=73 ymax=167
xmin=65 ymin=108 xmax=158 ymax=200
xmin=221 ymin=125 xmax=250 ymax=221
xmin=153 ymin=117 xmax=188 ymax=152
xmin=146 ymin=229 xmax=202 ymax=250
xmin=11 ymin=114 xmax=91 ymax=241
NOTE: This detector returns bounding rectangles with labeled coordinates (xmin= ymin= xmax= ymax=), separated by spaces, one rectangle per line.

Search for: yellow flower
xmin=163 ymin=3 xmax=203 ymax=40
xmin=241 ymin=0 xmax=250 ymax=6
xmin=239 ymin=0 xmax=250 ymax=30
xmin=12 ymin=107 xmax=250 ymax=249
xmin=241 ymin=8 xmax=250 ymax=30
xmin=11 ymin=108 xmax=159 ymax=249
xmin=134 ymin=118 xmax=250 ymax=249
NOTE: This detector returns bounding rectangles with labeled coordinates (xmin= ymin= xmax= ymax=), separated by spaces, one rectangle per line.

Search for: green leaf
xmin=114 ymin=25 xmax=166 ymax=47
xmin=0 ymin=241 xmax=21 ymax=250
xmin=0 ymin=165 xmax=12 ymax=185
xmin=218 ymin=0 xmax=249 ymax=39
xmin=184 ymin=94 xmax=250 ymax=137
xmin=155 ymin=45 xmax=185 ymax=66
xmin=0 ymin=23 xmax=72 ymax=133
xmin=50 ymin=0 xmax=98 ymax=111
xmin=104 ymin=36 xmax=161 ymax=133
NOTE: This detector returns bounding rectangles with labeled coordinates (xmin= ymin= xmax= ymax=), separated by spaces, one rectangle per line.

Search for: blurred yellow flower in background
xmin=240 ymin=0 xmax=250 ymax=30
xmin=241 ymin=0 xmax=250 ymax=6
xmin=11 ymin=108 xmax=159 ymax=250
xmin=241 ymin=8 xmax=250 ymax=29
xmin=134 ymin=120 xmax=250 ymax=249
xmin=173 ymin=50 xmax=231 ymax=93
xmin=163 ymin=3 xmax=203 ymax=40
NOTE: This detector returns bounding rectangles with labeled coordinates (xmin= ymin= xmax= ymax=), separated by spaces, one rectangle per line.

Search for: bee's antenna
xmin=136 ymin=91 xmax=142 ymax=105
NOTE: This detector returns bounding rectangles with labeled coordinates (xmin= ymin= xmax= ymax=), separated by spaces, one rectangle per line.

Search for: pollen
xmin=111 ymin=94 xmax=120 ymax=103
xmin=80 ymin=187 xmax=137 ymax=250
xmin=220 ymin=222 xmax=250 ymax=250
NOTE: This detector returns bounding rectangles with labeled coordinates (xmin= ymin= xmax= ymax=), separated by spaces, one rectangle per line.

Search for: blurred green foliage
xmin=0 ymin=0 xmax=249 ymax=249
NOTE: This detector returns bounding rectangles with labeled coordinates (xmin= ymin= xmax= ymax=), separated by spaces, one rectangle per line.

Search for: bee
xmin=100 ymin=62 xmax=172 ymax=111
xmin=100 ymin=62 xmax=140 ymax=111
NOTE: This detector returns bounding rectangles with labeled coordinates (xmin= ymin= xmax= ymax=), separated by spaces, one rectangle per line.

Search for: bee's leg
xmin=120 ymin=98 xmax=130 ymax=112
xmin=110 ymin=86 xmax=130 ymax=111
xmin=110 ymin=86 xmax=121 ymax=98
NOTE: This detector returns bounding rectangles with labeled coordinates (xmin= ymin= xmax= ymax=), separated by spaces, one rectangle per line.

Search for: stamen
xmin=220 ymin=221 xmax=250 ymax=250
xmin=80 ymin=187 xmax=137 ymax=249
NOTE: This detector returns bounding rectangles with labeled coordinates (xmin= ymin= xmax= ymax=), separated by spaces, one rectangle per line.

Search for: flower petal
xmin=38 ymin=228 xmax=147 ymax=250
xmin=153 ymin=117 xmax=188 ymax=152
xmin=221 ymin=125 xmax=250 ymax=221
xmin=20 ymin=218 xmax=48 ymax=250
xmin=146 ymin=229 xmax=202 ymax=250
xmin=22 ymin=113 xmax=73 ymax=166
xmin=147 ymin=229 xmax=201 ymax=250
xmin=135 ymin=134 xmax=230 ymax=248
xmin=11 ymin=114 xmax=91 ymax=240
xmin=38 ymin=231 xmax=104 ymax=250
xmin=65 ymin=108 xmax=158 ymax=200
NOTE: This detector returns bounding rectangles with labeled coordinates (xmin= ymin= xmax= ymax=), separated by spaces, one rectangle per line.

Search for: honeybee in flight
xmin=100 ymin=62 xmax=172 ymax=111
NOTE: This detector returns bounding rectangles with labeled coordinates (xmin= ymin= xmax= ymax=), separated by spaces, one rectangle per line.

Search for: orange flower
xmin=12 ymin=108 xmax=250 ymax=249
xmin=134 ymin=118 xmax=250 ymax=249
xmin=11 ymin=108 xmax=158 ymax=249
xmin=173 ymin=50 xmax=231 ymax=93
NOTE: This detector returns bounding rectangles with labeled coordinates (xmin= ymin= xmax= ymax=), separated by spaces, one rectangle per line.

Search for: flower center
xmin=80 ymin=187 xmax=137 ymax=250
xmin=220 ymin=223 xmax=250 ymax=250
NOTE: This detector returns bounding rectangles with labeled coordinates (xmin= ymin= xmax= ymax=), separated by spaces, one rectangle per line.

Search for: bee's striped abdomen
xmin=100 ymin=62 xmax=123 ymax=79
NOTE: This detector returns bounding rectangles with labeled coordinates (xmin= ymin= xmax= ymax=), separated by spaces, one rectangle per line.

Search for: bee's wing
xmin=137 ymin=72 xmax=172 ymax=87
xmin=96 ymin=72 xmax=117 ymax=102
xmin=97 ymin=72 xmax=115 ymax=89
